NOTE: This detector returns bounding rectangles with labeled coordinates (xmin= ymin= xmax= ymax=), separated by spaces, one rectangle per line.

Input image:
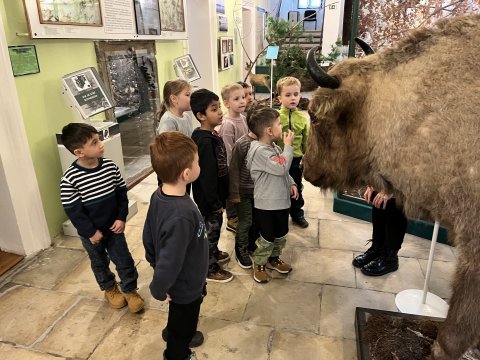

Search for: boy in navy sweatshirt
xmin=143 ymin=132 xmax=208 ymax=360
xmin=60 ymin=123 xmax=144 ymax=313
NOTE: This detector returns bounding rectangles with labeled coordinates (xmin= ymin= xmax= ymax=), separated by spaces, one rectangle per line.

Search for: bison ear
xmin=309 ymin=88 xmax=355 ymax=129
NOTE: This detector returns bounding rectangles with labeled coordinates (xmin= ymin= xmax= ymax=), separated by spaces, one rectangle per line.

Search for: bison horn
xmin=306 ymin=46 xmax=340 ymax=89
xmin=354 ymin=37 xmax=375 ymax=55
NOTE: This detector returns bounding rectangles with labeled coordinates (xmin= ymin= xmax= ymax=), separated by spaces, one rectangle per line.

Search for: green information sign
xmin=8 ymin=45 xmax=40 ymax=76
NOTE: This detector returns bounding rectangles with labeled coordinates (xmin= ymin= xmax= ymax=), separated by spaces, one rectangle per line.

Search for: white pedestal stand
xmin=395 ymin=221 xmax=449 ymax=318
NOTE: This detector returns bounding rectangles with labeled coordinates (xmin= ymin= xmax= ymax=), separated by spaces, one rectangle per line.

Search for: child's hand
xmin=372 ymin=191 xmax=391 ymax=209
xmin=166 ymin=293 xmax=172 ymax=302
xmin=110 ymin=220 xmax=125 ymax=234
xmin=290 ymin=185 xmax=299 ymax=200
xmin=216 ymin=208 xmax=224 ymax=213
xmin=90 ymin=230 xmax=103 ymax=244
xmin=283 ymin=130 xmax=294 ymax=146
xmin=363 ymin=186 xmax=374 ymax=203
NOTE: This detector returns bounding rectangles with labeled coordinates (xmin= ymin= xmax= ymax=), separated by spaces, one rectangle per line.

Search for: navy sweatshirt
xmin=60 ymin=158 xmax=128 ymax=238
xmin=191 ymin=128 xmax=229 ymax=215
xmin=143 ymin=189 xmax=208 ymax=304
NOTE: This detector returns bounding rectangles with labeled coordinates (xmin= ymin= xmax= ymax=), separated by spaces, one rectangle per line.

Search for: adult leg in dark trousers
xmin=289 ymin=157 xmax=308 ymax=228
xmin=361 ymin=198 xmax=408 ymax=276
xmin=164 ymin=297 xmax=203 ymax=360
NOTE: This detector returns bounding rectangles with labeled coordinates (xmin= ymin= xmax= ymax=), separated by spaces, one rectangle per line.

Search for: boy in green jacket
xmin=276 ymin=76 xmax=309 ymax=228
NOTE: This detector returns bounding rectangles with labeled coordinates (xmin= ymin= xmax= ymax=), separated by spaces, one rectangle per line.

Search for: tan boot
xmin=104 ymin=283 xmax=127 ymax=309
xmin=123 ymin=290 xmax=145 ymax=313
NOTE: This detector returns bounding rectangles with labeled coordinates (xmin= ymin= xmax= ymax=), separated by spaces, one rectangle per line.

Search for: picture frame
xmin=227 ymin=39 xmax=233 ymax=52
xmin=218 ymin=15 xmax=228 ymax=32
xmin=174 ymin=54 xmax=201 ymax=82
xmin=216 ymin=0 xmax=225 ymax=14
xmin=62 ymin=67 xmax=114 ymax=119
xmin=8 ymin=45 xmax=40 ymax=76
xmin=134 ymin=0 xmax=161 ymax=35
xmin=159 ymin=0 xmax=185 ymax=32
xmin=36 ymin=0 xmax=103 ymax=26
xmin=218 ymin=36 xmax=233 ymax=70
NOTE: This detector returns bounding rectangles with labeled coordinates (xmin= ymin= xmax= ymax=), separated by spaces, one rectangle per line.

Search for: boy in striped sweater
xmin=60 ymin=123 xmax=144 ymax=313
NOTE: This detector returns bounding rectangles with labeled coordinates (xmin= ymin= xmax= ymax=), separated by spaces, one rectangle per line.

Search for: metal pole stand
xmin=395 ymin=221 xmax=449 ymax=318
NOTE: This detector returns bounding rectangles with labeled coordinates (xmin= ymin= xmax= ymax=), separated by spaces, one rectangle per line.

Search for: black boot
xmin=361 ymin=251 xmax=399 ymax=276
xmin=352 ymin=241 xmax=382 ymax=268
xmin=162 ymin=327 xmax=204 ymax=347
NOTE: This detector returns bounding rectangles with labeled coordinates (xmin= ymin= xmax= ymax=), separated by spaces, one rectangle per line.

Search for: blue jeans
xmin=80 ymin=232 xmax=138 ymax=292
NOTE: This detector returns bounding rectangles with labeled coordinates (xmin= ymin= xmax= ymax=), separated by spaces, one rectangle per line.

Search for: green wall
xmin=1 ymin=1 xmax=185 ymax=237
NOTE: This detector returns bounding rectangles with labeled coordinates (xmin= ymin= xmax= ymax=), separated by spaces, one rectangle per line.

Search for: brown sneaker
xmin=266 ymin=257 xmax=292 ymax=274
xmin=207 ymin=268 xmax=234 ymax=283
xmin=123 ymin=290 xmax=145 ymax=313
xmin=218 ymin=250 xmax=230 ymax=264
xmin=226 ymin=217 xmax=238 ymax=233
xmin=104 ymin=283 xmax=127 ymax=309
xmin=253 ymin=263 xmax=270 ymax=283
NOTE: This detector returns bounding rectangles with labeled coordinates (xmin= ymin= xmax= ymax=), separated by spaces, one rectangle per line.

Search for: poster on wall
xmin=218 ymin=15 xmax=228 ymax=32
xmin=216 ymin=0 xmax=225 ymax=14
xmin=218 ymin=36 xmax=233 ymax=70
xmin=62 ymin=67 xmax=114 ymax=119
xmin=134 ymin=0 xmax=161 ymax=35
xmin=8 ymin=45 xmax=40 ymax=76
xmin=174 ymin=54 xmax=201 ymax=82
xmin=159 ymin=0 xmax=185 ymax=31
xmin=36 ymin=0 xmax=103 ymax=26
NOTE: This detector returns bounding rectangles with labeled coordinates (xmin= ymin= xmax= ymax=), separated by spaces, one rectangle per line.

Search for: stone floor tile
xmin=52 ymin=234 xmax=84 ymax=250
xmin=202 ymin=274 xmax=254 ymax=322
xmin=289 ymin=248 xmax=356 ymax=287
xmin=12 ymin=247 xmax=86 ymax=289
xmin=398 ymin=234 xmax=456 ymax=262
xmin=355 ymin=257 xmax=425 ymax=294
xmin=319 ymin=220 xmax=373 ymax=252
xmin=418 ymin=259 xmax=455 ymax=299
xmin=90 ymin=307 xmax=168 ymax=360
xmin=0 ymin=286 xmax=76 ymax=346
xmin=286 ymin=218 xmax=319 ymax=248
xmin=125 ymin=201 xmax=149 ymax=227
xmin=128 ymin=182 xmax=157 ymax=203
xmin=244 ymin=281 xmax=321 ymax=332
xmin=320 ymin=285 xmax=397 ymax=339
xmin=55 ymin=257 xmax=106 ymax=298
xmin=135 ymin=259 xmax=169 ymax=311
xmin=195 ymin=317 xmax=272 ymax=360
xmin=34 ymin=298 xmax=126 ymax=358
xmin=124 ymin=223 xmax=144 ymax=255
xmin=0 ymin=343 xmax=59 ymax=359
xmin=270 ymin=331 xmax=357 ymax=360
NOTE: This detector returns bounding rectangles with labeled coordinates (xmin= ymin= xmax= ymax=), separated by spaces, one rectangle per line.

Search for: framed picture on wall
xmin=218 ymin=36 xmax=233 ymax=70
xmin=36 ymin=0 xmax=103 ymax=26
xmin=134 ymin=0 xmax=162 ymax=35
xmin=8 ymin=45 xmax=40 ymax=76
xmin=159 ymin=0 xmax=185 ymax=32
xmin=218 ymin=15 xmax=228 ymax=32
xmin=174 ymin=54 xmax=201 ymax=82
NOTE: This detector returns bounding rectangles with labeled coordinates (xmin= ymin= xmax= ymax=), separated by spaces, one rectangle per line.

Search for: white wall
xmin=279 ymin=0 xmax=324 ymax=31
xmin=321 ymin=0 xmax=345 ymax=56
xmin=0 ymin=14 xmax=51 ymax=255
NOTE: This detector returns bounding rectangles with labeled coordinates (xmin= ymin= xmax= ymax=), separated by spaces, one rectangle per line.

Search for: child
xmin=228 ymin=106 xmax=263 ymax=268
xmin=237 ymin=81 xmax=255 ymax=114
xmin=276 ymin=76 xmax=309 ymax=228
xmin=218 ymin=83 xmax=247 ymax=233
xmin=246 ymin=108 xmax=298 ymax=283
xmin=60 ymin=123 xmax=144 ymax=312
xmin=154 ymin=79 xmax=194 ymax=136
xmin=190 ymin=89 xmax=233 ymax=283
xmin=143 ymin=132 xmax=208 ymax=360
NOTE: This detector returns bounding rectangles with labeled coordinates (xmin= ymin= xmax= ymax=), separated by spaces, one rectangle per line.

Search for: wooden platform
xmin=0 ymin=250 xmax=24 ymax=277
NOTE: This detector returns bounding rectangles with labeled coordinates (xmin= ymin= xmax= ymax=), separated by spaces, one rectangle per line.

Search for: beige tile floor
xmin=0 ymin=173 xmax=457 ymax=359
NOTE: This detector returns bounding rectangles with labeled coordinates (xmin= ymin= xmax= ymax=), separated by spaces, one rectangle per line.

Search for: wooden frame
xmin=159 ymin=0 xmax=185 ymax=32
xmin=36 ymin=0 xmax=103 ymax=26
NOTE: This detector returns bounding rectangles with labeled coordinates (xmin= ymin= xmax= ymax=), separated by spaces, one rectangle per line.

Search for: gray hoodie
xmin=246 ymin=140 xmax=296 ymax=210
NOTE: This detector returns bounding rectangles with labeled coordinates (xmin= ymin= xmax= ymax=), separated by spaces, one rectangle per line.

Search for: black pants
xmin=254 ymin=208 xmax=289 ymax=242
xmin=289 ymin=157 xmax=305 ymax=220
xmin=165 ymin=296 xmax=203 ymax=360
xmin=372 ymin=198 xmax=407 ymax=253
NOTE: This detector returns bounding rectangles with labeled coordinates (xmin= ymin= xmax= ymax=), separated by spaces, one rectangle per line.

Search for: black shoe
xmin=235 ymin=245 xmax=252 ymax=269
xmin=361 ymin=255 xmax=399 ymax=276
xmin=352 ymin=244 xmax=382 ymax=268
xmin=292 ymin=217 xmax=309 ymax=228
xmin=162 ymin=327 xmax=204 ymax=347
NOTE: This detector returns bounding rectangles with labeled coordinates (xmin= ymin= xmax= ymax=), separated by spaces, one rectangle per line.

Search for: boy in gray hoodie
xmin=246 ymin=108 xmax=298 ymax=283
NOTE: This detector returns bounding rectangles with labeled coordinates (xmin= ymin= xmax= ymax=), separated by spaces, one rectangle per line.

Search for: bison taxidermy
xmin=304 ymin=15 xmax=480 ymax=360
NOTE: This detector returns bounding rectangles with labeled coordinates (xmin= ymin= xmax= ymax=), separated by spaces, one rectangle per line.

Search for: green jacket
xmin=276 ymin=107 xmax=309 ymax=158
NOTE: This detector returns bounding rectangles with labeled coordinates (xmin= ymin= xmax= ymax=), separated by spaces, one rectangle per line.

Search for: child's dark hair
xmin=153 ymin=80 xmax=191 ymax=132
xmin=248 ymin=107 xmax=280 ymax=138
xmin=61 ymin=123 xmax=97 ymax=155
xmin=190 ymin=89 xmax=219 ymax=122
xmin=150 ymin=132 xmax=198 ymax=183
xmin=237 ymin=81 xmax=251 ymax=89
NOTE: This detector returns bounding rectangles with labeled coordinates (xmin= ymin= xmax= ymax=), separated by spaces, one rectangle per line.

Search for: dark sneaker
xmin=226 ymin=217 xmax=238 ymax=232
xmin=235 ymin=246 xmax=252 ymax=269
xmin=292 ymin=217 xmax=309 ymax=228
xmin=361 ymin=256 xmax=399 ymax=276
xmin=352 ymin=243 xmax=382 ymax=268
xmin=266 ymin=256 xmax=292 ymax=274
xmin=218 ymin=250 xmax=230 ymax=264
xmin=253 ymin=263 xmax=270 ymax=283
xmin=162 ymin=327 xmax=204 ymax=347
xmin=207 ymin=268 xmax=234 ymax=283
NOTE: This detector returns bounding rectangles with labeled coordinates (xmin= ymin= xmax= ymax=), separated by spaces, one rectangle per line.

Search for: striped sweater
xmin=60 ymin=158 xmax=128 ymax=238
xmin=229 ymin=134 xmax=255 ymax=198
